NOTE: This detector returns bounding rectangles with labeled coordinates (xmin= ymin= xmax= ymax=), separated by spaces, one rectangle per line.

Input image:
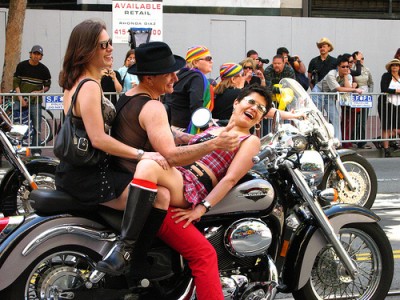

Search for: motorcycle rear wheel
xmin=292 ymin=223 xmax=394 ymax=300
xmin=320 ymin=154 xmax=377 ymax=208
xmin=1 ymin=247 xmax=102 ymax=299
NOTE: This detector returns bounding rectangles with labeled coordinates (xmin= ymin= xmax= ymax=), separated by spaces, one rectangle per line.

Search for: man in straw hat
xmin=308 ymin=37 xmax=337 ymax=91
xmin=97 ymin=41 xmax=239 ymax=299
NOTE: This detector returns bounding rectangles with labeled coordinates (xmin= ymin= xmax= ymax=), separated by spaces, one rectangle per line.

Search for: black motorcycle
xmin=272 ymin=79 xmax=377 ymax=208
xmin=0 ymin=88 xmax=393 ymax=299
xmin=0 ymin=105 xmax=57 ymax=216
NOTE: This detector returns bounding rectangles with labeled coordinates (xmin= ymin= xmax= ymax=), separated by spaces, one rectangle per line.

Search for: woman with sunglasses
xmin=240 ymin=57 xmax=266 ymax=87
xmin=164 ymin=45 xmax=215 ymax=134
xmin=212 ymin=62 xmax=246 ymax=123
xmin=56 ymin=19 xmax=166 ymax=209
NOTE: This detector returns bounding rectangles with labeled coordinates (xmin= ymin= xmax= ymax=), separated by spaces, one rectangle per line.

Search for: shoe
xmin=97 ymin=241 xmax=133 ymax=276
xmin=384 ymin=148 xmax=392 ymax=158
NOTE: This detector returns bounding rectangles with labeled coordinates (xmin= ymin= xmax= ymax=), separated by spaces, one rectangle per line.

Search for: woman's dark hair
xmin=236 ymin=84 xmax=272 ymax=117
xmin=352 ymin=51 xmax=360 ymax=60
xmin=123 ymin=49 xmax=135 ymax=65
xmin=395 ymin=48 xmax=400 ymax=59
xmin=59 ymin=19 xmax=106 ymax=90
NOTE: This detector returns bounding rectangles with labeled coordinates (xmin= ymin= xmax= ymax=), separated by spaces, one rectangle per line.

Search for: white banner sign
xmin=112 ymin=1 xmax=163 ymax=44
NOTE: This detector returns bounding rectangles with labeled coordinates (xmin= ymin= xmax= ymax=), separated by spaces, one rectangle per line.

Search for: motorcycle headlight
xmin=326 ymin=123 xmax=335 ymax=139
xmin=299 ymin=150 xmax=325 ymax=186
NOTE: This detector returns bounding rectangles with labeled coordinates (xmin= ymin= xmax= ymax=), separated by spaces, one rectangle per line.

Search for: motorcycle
xmin=271 ymin=79 xmax=377 ymax=208
xmin=0 ymin=105 xmax=57 ymax=216
xmin=0 ymin=80 xmax=393 ymax=300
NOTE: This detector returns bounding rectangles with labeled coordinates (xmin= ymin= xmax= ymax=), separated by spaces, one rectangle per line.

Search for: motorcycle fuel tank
xmin=207 ymin=178 xmax=275 ymax=216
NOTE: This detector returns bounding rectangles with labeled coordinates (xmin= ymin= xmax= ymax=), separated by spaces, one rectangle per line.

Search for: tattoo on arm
xmin=172 ymin=130 xmax=193 ymax=145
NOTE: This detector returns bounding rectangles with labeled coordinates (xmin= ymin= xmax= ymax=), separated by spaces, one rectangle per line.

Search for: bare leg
xmin=134 ymin=160 xmax=187 ymax=207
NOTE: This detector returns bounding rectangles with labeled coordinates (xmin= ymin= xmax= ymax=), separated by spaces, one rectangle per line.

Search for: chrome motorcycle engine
xmin=224 ymin=218 xmax=272 ymax=257
xmin=206 ymin=220 xmax=274 ymax=299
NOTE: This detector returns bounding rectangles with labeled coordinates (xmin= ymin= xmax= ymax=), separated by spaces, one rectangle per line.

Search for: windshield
xmin=279 ymin=78 xmax=317 ymax=112
xmin=278 ymin=78 xmax=334 ymax=140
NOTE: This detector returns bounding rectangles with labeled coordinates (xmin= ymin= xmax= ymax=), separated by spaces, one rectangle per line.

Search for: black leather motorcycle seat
xmin=30 ymin=189 xmax=123 ymax=231
xmin=30 ymin=189 xmax=94 ymax=213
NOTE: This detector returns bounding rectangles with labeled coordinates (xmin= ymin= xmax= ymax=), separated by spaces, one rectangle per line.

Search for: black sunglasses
xmin=243 ymin=66 xmax=253 ymax=70
xmin=99 ymin=39 xmax=112 ymax=50
xmin=198 ymin=56 xmax=213 ymax=62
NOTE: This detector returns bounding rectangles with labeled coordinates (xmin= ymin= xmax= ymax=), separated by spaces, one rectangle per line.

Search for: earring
xmin=254 ymin=123 xmax=261 ymax=131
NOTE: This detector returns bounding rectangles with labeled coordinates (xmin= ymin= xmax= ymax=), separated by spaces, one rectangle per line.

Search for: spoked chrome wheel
xmin=322 ymin=154 xmax=377 ymax=208
xmin=17 ymin=173 xmax=55 ymax=215
xmin=293 ymin=223 xmax=394 ymax=300
xmin=24 ymin=251 xmax=98 ymax=300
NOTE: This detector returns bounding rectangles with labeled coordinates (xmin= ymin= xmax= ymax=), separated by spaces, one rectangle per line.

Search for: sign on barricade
xmin=45 ymin=95 xmax=63 ymax=110
xmin=350 ymin=94 xmax=373 ymax=108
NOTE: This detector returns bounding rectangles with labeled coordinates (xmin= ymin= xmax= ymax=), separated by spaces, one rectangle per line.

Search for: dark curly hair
xmin=236 ymin=84 xmax=272 ymax=117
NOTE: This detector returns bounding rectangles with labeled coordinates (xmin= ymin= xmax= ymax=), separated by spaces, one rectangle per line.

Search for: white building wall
xmin=0 ymin=8 xmax=398 ymax=94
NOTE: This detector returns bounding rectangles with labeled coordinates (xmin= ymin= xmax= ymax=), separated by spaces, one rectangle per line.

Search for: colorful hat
xmin=316 ymin=37 xmax=334 ymax=52
xmin=219 ymin=63 xmax=243 ymax=80
xmin=185 ymin=45 xmax=210 ymax=63
xmin=385 ymin=58 xmax=400 ymax=72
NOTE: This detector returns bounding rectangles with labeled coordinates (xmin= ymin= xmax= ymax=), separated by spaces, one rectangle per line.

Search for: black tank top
xmin=111 ymin=93 xmax=154 ymax=173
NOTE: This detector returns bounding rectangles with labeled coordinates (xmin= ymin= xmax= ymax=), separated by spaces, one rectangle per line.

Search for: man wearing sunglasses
xmin=164 ymin=45 xmax=214 ymax=134
xmin=314 ymin=55 xmax=363 ymax=143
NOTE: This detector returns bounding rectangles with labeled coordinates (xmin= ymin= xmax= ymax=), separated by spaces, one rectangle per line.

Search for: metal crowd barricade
xmin=0 ymin=91 xmax=119 ymax=154
xmin=259 ymin=91 xmax=399 ymax=149
xmin=1 ymin=91 xmax=398 ymax=152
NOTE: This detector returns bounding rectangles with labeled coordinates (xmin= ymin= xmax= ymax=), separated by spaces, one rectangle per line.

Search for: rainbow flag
xmin=186 ymin=69 xmax=214 ymax=134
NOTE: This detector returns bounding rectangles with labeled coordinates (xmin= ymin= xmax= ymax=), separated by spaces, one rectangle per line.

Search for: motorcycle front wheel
xmin=292 ymin=223 xmax=394 ymax=300
xmin=320 ymin=154 xmax=377 ymax=208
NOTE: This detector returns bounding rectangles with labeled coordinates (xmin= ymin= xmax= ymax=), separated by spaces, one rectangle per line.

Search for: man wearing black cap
xmin=13 ymin=45 xmax=51 ymax=156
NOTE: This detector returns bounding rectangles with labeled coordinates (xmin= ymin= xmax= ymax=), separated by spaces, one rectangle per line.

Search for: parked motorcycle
xmin=271 ymin=79 xmax=377 ymax=208
xmin=0 ymin=105 xmax=57 ymax=216
xmin=0 ymin=82 xmax=393 ymax=299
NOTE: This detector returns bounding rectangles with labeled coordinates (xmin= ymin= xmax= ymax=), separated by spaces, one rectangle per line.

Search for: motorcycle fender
xmin=284 ymin=205 xmax=379 ymax=291
xmin=0 ymin=215 xmax=114 ymax=291
xmin=0 ymin=158 xmax=58 ymax=198
xmin=336 ymin=148 xmax=357 ymax=157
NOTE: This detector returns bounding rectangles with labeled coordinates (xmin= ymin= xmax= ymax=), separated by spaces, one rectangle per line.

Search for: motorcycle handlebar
xmin=252 ymin=147 xmax=274 ymax=164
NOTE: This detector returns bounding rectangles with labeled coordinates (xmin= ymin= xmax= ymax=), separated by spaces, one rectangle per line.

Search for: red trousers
xmin=157 ymin=207 xmax=224 ymax=300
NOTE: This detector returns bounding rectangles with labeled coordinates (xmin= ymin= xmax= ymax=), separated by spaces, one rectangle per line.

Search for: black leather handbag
xmin=53 ymin=79 xmax=105 ymax=166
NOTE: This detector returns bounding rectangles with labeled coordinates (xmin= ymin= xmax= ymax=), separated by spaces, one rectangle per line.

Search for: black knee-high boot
xmin=96 ymin=182 xmax=157 ymax=276
xmin=128 ymin=207 xmax=168 ymax=280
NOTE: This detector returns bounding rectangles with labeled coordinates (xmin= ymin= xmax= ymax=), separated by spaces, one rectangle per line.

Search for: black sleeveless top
xmin=111 ymin=93 xmax=155 ymax=173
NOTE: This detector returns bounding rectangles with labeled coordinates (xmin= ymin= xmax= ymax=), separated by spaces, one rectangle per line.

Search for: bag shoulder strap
xmin=68 ymin=78 xmax=98 ymax=117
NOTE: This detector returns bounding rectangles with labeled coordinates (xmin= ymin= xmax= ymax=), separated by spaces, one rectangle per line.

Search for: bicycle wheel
xmin=40 ymin=116 xmax=53 ymax=145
